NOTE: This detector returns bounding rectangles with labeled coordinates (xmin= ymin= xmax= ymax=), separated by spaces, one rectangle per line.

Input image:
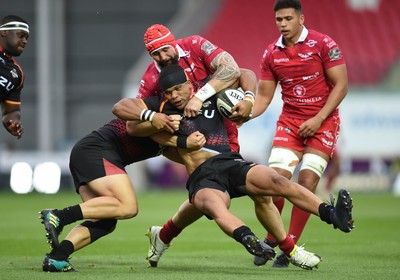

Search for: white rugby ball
xmin=216 ymin=88 xmax=245 ymax=119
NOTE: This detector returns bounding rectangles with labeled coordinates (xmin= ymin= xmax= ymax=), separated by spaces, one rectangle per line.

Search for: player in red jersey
xmin=38 ymin=118 xmax=205 ymax=272
xmin=139 ymin=23 xmax=253 ymax=152
xmin=251 ymin=0 xmax=349 ymax=267
xmin=0 ymin=15 xmax=29 ymax=139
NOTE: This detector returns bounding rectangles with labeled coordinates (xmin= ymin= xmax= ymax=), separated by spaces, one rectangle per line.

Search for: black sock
xmin=233 ymin=225 xmax=254 ymax=243
xmin=49 ymin=240 xmax=74 ymax=261
xmin=318 ymin=203 xmax=334 ymax=224
xmin=54 ymin=205 xmax=83 ymax=226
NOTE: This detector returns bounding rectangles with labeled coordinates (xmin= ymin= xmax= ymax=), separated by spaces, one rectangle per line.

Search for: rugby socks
xmin=159 ymin=219 xmax=182 ymax=244
xmin=273 ymin=197 xmax=285 ymax=214
xmin=233 ymin=225 xmax=254 ymax=243
xmin=288 ymin=206 xmax=311 ymax=243
xmin=54 ymin=205 xmax=83 ymax=226
xmin=49 ymin=240 xmax=74 ymax=261
xmin=318 ymin=203 xmax=334 ymax=224
xmin=278 ymin=235 xmax=296 ymax=257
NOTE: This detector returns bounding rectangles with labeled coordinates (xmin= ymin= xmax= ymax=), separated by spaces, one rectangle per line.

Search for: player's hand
xmin=186 ymin=131 xmax=206 ymax=150
xmin=229 ymin=99 xmax=253 ymax=124
xmin=184 ymin=96 xmax=203 ymax=118
xmin=298 ymin=116 xmax=323 ymax=137
xmin=151 ymin=113 xmax=180 ymax=134
xmin=5 ymin=120 xmax=24 ymax=139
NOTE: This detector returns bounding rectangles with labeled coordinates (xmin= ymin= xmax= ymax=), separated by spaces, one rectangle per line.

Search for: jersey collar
xmin=275 ymin=26 xmax=309 ymax=48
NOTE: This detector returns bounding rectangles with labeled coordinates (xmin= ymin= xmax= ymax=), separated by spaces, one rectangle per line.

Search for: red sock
xmin=288 ymin=206 xmax=311 ymax=243
xmin=159 ymin=219 xmax=182 ymax=244
xmin=266 ymin=197 xmax=285 ymax=241
xmin=278 ymin=235 xmax=295 ymax=257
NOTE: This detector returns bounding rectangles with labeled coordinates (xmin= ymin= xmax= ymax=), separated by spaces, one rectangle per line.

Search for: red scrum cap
xmin=144 ymin=24 xmax=177 ymax=54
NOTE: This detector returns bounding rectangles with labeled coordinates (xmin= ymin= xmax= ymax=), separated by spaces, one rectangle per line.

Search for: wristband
xmin=243 ymin=96 xmax=255 ymax=105
xmin=244 ymin=90 xmax=256 ymax=99
xmin=177 ymin=135 xmax=188 ymax=149
xmin=194 ymin=83 xmax=216 ymax=102
xmin=140 ymin=109 xmax=156 ymax=122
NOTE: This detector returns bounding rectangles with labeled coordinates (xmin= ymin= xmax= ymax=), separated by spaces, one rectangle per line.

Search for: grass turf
xmin=0 ymin=190 xmax=399 ymax=279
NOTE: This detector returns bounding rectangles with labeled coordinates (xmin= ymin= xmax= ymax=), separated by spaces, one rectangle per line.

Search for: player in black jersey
xmin=0 ymin=15 xmax=29 ymax=139
xmin=39 ymin=118 xmax=206 ymax=272
xmin=112 ymin=65 xmax=353 ymax=269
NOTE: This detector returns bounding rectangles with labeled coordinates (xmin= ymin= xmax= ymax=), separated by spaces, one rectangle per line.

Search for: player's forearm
xmin=112 ymin=98 xmax=146 ymax=121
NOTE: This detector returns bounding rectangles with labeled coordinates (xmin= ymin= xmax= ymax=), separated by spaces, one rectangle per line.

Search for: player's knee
xmin=300 ymin=153 xmax=328 ymax=178
xmin=81 ymin=219 xmax=118 ymax=243
xmin=121 ymin=204 xmax=138 ymax=219
xmin=268 ymin=148 xmax=299 ymax=175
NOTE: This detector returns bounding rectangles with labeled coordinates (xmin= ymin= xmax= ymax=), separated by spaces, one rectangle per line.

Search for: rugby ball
xmin=216 ymin=88 xmax=245 ymax=119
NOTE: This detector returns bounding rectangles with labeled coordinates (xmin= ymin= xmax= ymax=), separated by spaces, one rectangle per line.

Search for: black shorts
xmin=69 ymin=131 xmax=126 ymax=193
xmin=186 ymin=152 xmax=257 ymax=203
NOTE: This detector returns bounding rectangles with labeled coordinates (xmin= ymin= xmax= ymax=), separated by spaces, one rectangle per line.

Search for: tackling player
xmin=38 ymin=118 xmax=205 ymax=272
xmin=114 ymin=64 xmax=354 ymax=269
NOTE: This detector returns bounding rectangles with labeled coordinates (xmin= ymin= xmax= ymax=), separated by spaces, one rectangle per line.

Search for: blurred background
xmin=1 ymin=0 xmax=400 ymax=195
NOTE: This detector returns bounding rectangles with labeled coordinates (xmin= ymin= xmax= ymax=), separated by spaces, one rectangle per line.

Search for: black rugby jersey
xmin=96 ymin=118 xmax=163 ymax=166
xmin=0 ymin=47 xmax=24 ymax=104
xmin=143 ymin=95 xmax=231 ymax=154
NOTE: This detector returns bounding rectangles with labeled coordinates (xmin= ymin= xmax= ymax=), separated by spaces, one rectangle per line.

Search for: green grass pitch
xmin=0 ymin=189 xmax=399 ymax=280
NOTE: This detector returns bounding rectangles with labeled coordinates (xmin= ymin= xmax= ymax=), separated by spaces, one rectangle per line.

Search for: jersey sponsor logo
xmin=281 ymin=77 xmax=293 ymax=84
xmin=274 ymin=136 xmax=289 ymax=142
xmin=198 ymin=109 xmax=216 ymax=119
xmin=263 ymin=49 xmax=268 ymax=58
xmin=322 ymin=137 xmax=333 ymax=147
xmin=328 ymin=48 xmax=342 ymax=60
xmin=10 ymin=68 xmax=18 ymax=79
xmin=140 ymin=79 xmax=145 ymax=87
xmin=201 ymin=41 xmax=217 ymax=56
xmin=293 ymin=84 xmax=306 ymax=96
xmin=184 ymin=50 xmax=191 ymax=58
xmin=302 ymin=72 xmax=320 ymax=81
xmin=285 ymin=127 xmax=291 ymax=133
xmin=274 ymin=58 xmax=289 ymax=63
xmin=306 ymin=39 xmax=317 ymax=47
xmin=298 ymin=52 xmax=313 ymax=60
xmin=323 ymin=130 xmax=334 ymax=139
xmin=0 ymin=76 xmax=15 ymax=91
xmin=203 ymin=100 xmax=211 ymax=108
xmin=284 ymin=96 xmax=323 ymax=104
xmin=326 ymin=40 xmax=337 ymax=48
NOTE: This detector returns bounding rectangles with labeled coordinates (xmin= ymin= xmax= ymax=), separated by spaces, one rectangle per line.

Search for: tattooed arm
xmin=183 ymin=51 xmax=240 ymax=117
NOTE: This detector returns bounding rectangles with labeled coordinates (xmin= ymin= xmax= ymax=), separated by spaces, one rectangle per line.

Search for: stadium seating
xmin=202 ymin=0 xmax=400 ymax=85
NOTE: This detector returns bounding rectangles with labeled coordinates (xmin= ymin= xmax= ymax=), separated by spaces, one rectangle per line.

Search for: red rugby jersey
xmin=260 ymin=27 xmax=346 ymax=119
xmin=137 ymin=35 xmax=224 ymax=99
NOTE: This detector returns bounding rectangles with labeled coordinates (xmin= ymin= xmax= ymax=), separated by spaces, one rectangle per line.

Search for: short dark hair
xmin=274 ymin=0 xmax=302 ymax=12
xmin=1 ymin=15 xmax=28 ymax=25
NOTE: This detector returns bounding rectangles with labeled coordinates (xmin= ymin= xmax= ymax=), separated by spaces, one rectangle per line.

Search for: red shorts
xmin=271 ymin=114 xmax=340 ymax=158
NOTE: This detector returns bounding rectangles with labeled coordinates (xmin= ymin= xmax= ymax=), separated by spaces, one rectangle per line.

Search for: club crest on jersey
xmin=306 ymin=39 xmax=317 ymax=47
xmin=201 ymin=41 xmax=217 ymax=55
xmin=293 ymin=84 xmax=306 ymax=97
xmin=10 ymin=69 xmax=18 ymax=79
